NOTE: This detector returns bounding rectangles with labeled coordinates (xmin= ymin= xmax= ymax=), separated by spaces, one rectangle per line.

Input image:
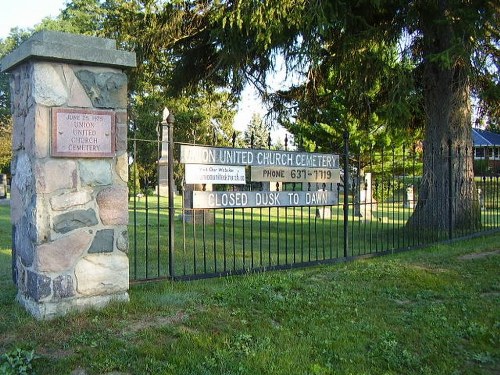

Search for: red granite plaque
xmin=51 ymin=108 xmax=115 ymax=158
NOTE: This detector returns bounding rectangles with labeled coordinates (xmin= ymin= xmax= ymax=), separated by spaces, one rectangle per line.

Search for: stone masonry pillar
xmin=0 ymin=31 xmax=136 ymax=319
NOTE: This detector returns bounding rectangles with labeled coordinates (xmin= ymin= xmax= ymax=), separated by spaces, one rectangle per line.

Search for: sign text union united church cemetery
xmin=180 ymin=145 xmax=341 ymax=209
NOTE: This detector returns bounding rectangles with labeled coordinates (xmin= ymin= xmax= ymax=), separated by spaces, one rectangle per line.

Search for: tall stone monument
xmin=157 ymin=108 xmax=169 ymax=197
xmin=0 ymin=31 xmax=136 ymax=319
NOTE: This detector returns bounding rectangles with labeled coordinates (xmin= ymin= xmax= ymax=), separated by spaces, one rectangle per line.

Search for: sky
xmin=0 ymin=0 xmax=64 ymax=38
xmin=0 ymin=0 xmax=286 ymax=138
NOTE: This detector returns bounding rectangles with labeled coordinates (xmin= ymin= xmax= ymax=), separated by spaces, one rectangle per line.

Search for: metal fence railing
xmin=128 ymin=133 xmax=500 ymax=282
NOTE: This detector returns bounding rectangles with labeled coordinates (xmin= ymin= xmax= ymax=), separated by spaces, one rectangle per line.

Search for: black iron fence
xmin=129 ymin=134 xmax=500 ymax=282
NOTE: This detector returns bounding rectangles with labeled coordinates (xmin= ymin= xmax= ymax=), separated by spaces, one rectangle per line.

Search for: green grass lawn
xmin=1 ymin=203 xmax=499 ymax=374
xmin=128 ymin=194 xmax=499 ymax=280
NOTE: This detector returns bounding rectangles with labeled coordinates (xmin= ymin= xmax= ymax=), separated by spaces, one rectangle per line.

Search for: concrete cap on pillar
xmin=0 ymin=30 xmax=136 ymax=73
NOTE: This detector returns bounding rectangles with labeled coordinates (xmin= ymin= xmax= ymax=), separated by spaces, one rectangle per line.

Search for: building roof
xmin=472 ymin=128 xmax=500 ymax=146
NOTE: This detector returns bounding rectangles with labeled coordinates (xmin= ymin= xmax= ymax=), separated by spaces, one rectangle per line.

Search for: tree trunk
xmin=408 ymin=2 xmax=480 ymax=231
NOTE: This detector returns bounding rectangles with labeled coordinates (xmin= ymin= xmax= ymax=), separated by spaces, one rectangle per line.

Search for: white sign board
xmin=251 ymin=166 xmax=340 ymax=183
xmin=180 ymin=144 xmax=341 ymax=209
xmin=180 ymin=145 xmax=338 ymax=168
xmin=191 ymin=190 xmax=338 ymax=209
xmin=185 ymin=164 xmax=246 ymax=185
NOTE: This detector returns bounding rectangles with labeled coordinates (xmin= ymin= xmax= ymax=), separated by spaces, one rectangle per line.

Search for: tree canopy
xmin=244 ymin=113 xmax=270 ymax=149
xmin=0 ymin=0 xmax=237 ymax=187
xmin=135 ymin=0 xmax=498 ymax=229
xmin=1 ymin=0 xmax=498 ymax=227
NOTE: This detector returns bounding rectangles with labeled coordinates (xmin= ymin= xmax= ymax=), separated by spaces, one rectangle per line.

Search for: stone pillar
xmin=1 ymin=31 xmax=136 ymax=319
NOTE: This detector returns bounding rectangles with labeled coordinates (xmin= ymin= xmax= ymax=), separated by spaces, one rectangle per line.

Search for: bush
xmin=0 ymin=348 xmax=39 ymax=375
xmin=474 ymin=160 xmax=490 ymax=176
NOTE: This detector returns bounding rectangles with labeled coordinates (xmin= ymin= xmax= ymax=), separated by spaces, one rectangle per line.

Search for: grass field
xmin=0 ymin=202 xmax=499 ymax=374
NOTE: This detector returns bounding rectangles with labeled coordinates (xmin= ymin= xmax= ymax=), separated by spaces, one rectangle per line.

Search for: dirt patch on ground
xmin=481 ymin=292 xmax=500 ymax=298
xmin=122 ymin=310 xmax=188 ymax=335
xmin=0 ymin=333 xmax=18 ymax=351
xmin=393 ymin=299 xmax=412 ymax=306
xmin=411 ymin=264 xmax=449 ymax=273
xmin=37 ymin=347 xmax=74 ymax=360
xmin=459 ymin=249 xmax=500 ymax=260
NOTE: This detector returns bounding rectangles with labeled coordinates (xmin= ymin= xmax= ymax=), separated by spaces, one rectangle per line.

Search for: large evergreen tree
xmin=2 ymin=0 xmax=497 ymax=229
xmin=152 ymin=0 xmax=498 ymax=230
xmin=407 ymin=1 xmax=485 ymax=229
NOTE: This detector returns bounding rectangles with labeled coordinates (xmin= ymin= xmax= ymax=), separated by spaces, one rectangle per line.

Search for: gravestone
xmin=313 ymin=183 xmax=332 ymax=219
xmin=157 ymin=112 xmax=169 ymax=197
xmin=477 ymin=188 xmax=484 ymax=210
xmin=403 ymin=185 xmax=415 ymax=209
xmin=354 ymin=173 xmax=376 ymax=220
xmin=1 ymin=31 xmax=136 ymax=319
xmin=0 ymin=174 xmax=7 ymax=198
xmin=183 ymin=184 xmax=215 ymax=224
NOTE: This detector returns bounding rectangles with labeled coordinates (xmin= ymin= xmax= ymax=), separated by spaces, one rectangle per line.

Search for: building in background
xmin=472 ymin=128 xmax=500 ymax=175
